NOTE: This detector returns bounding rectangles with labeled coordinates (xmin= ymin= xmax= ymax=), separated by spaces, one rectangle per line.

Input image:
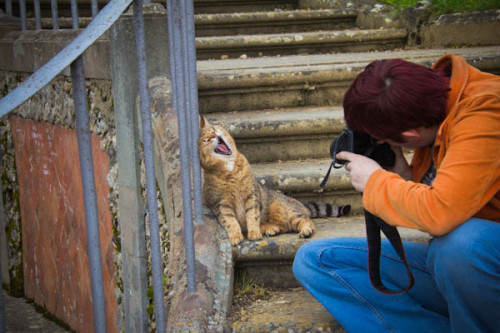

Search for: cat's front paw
xmin=298 ymin=219 xmax=315 ymax=238
xmin=229 ymin=232 xmax=245 ymax=245
xmin=261 ymin=224 xmax=280 ymax=236
xmin=247 ymin=230 xmax=262 ymax=241
xmin=299 ymin=226 xmax=314 ymax=238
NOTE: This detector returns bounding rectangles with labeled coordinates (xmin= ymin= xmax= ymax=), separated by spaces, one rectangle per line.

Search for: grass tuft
xmin=379 ymin=0 xmax=500 ymax=15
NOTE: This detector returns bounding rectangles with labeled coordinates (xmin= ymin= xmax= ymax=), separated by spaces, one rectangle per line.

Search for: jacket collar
xmin=432 ymin=54 xmax=469 ymax=147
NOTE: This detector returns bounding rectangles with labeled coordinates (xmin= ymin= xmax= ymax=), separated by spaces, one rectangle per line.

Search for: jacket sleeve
xmin=362 ymin=95 xmax=500 ymax=236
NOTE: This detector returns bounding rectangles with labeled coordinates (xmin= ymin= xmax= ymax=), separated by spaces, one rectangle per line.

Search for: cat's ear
xmin=199 ymin=115 xmax=208 ymax=129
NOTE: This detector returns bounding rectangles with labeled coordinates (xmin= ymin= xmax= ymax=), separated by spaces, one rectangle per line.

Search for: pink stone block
xmin=11 ymin=116 xmax=117 ymax=333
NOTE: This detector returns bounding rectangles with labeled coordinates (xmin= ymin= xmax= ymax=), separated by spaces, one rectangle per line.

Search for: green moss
xmin=0 ymin=119 xmax=24 ymax=297
xmin=379 ymin=0 xmax=500 ymax=15
xmin=146 ymin=275 xmax=168 ymax=321
xmin=8 ymin=263 xmax=24 ymax=297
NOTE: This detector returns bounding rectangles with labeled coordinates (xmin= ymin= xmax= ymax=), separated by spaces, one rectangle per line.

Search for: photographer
xmin=293 ymin=55 xmax=500 ymax=332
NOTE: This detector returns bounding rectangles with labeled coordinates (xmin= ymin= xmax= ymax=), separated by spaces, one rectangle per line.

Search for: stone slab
xmin=197 ymin=46 xmax=500 ymax=112
xmin=193 ymin=0 xmax=298 ymax=14
xmin=10 ymin=116 xmax=117 ymax=333
xmin=195 ymin=9 xmax=357 ymax=37
xmin=195 ymin=28 xmax=407 ymax=59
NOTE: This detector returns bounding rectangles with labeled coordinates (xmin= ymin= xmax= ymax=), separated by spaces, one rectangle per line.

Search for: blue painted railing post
xmin=166 ymin=0 xmax=198 ymax=295
xmin=19 ymin=0 xmax=26 ymax=30
xmin=70 ymin=56 xmax=108 ymax=333
xmin=132 ymin=0 xmax=167 ymax=331
xmin=182 ymin=0 xmax=204 ymax=225
xmin=70 ymin=1 xmax=107 ymax=332
xmin=0 ymin=256 xmax=5 ymax=333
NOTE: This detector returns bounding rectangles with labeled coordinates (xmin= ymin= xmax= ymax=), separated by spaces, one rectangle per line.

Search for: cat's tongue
xmin=215 ymin=141 xmax=231 ymax=155
xmin=217 ymin=144 xmax=229 ymax=154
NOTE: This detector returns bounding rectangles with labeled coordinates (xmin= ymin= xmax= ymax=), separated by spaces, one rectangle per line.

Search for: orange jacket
xmin=363 ymin=54 xmax=500 ymax=236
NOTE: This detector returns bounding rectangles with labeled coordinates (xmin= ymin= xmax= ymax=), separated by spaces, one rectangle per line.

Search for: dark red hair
xmin=343 ymin=59 xmax=449 ymax=142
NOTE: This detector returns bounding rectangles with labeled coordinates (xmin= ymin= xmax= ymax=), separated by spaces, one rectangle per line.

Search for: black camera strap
xmin=320 ymin=126 xmax=414 ymax=294
xmin=364 ymin=209 xmax=415 ymax=294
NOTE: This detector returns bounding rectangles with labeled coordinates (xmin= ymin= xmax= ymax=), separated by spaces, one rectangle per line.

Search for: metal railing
xmin=3 ymin=0 xmax=101 ymax=29
xmin=0 ymin=0 xmax=202 ymax=332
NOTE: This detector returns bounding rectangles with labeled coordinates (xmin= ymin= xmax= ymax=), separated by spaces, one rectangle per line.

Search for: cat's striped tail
xmin=304 ymin=202 xmax=351 ymax=218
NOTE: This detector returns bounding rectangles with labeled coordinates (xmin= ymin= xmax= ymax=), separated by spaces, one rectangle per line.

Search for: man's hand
xmin=336 ymin=151 xmax=382 ymax=192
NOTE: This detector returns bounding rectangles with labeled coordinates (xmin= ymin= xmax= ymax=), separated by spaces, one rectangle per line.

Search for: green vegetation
xmin=234 ymin=271 xmax=267 ymax=296
xmin=379 ymin=0 xmax=500 ymax=14
xmin=146 ymin=275 xmax=168 ymax=318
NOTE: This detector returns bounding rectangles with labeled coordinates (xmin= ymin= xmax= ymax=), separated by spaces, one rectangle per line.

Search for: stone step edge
xmin=193 ymin=0 xmax=298 ymax=14
xmin=197 ymin=46 xmax=500 ymax=89
xmin=250 ymin=153 xmax=413 ymax=193
xmin=28 ymin=8 xmax=355 ymax=31
xmin=233 ymin=215 xmax=430 ymax=263
xmin=195 ymin=27 xmax=407 ymax=50
xmin=195 ymin=8 xmax=357 ymax=25
xmin=204 ymin=106 xmax=345 ymax=139
xmin=251 ymin=158 xmax=351 ymax=193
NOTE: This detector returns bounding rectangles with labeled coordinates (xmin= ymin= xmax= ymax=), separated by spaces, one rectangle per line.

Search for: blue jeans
xmin=292 ymin=218 xmax=500 ymax=333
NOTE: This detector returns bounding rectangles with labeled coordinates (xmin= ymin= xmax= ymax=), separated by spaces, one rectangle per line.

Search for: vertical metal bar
xmin=34 ymin=0 xmax=41 ymax=29
xmin=167 ymin=0 xmax=197 ymax=294
xmin=166 ymin=0 xmax=177 ymax=109
xmin=70 ymin=56 xmax=107 ymax=333
xmin=0 ymin=255 xmax=5 ymax=333
xmin=179 ymin=1 xmax=193 ymax=158
xmin=132 ymin=1 xmax=166 ymax=332
xmin=0 ymin=156 xmax=6 ymax=333
xmin=5 ymin=0 xmax=12 ymax=15
xmin=19 ymin=0 xmax=27 ymax=30
xmin=50 ymin=0 xmax=59 ymax=29
xmin=91 ymin=0 xmax=98 ymax=17
xmin=71 ymin=0 xmax=78 ymax=29
xmin=183 ymin=0 xmax=203 ymax=224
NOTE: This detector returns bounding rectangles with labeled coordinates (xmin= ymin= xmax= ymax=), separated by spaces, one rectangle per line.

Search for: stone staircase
xmin=193 ymin=0 xmax=500 ymax=331
xmin=194 ymin=6 xmax=406 ymax=59
xmin=4 ymin=1 xmax=498 ymax=331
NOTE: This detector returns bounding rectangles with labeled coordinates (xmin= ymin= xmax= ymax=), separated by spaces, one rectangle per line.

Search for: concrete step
xmin=195 ymin=9 xmax=357 ymax=37
xmin=232 ymin=215 xmax=430 ymax=289
xmin=228 ymin=287 xmax=345 ymax=332
xmin=39 ymin=8 xmax=354 ymax=35
xmin=204 ymin=106 xmax=344 ymax=163
xmin=195 ymin=28 xmax=408 ymax=60
xmin=193 ymin=0 xmax=298 ymax=14
xmin=197 ymin=46 xmax=500 ymax=112
xmin=251 ymin=158 xmax=361 ymax=213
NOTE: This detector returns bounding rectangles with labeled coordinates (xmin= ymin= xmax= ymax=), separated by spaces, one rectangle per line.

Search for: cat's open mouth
xmin=214 ymin=136 xmax=232 ymax=156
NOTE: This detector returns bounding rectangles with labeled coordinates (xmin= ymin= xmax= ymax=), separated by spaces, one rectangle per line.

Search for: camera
xmin=331 ymin=127 xmax=395 ymax=168
xmin=320 ymin=127 xmax=395 ymax=187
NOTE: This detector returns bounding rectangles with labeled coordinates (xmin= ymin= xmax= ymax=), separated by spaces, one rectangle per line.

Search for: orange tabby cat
xmin=198 ymin=117 xmax=350 ymax=245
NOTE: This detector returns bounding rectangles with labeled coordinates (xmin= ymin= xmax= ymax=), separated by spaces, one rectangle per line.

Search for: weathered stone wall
xmin=0 ymin=68 xmax=170 ymax=330
xmin=419 ymin=9 xmax=500 ymax=48
xmin=300 ymin=1 xmax=500 ymax=49
xmin=1 ymin=71 xmax=116 ymax=289
xmin=0 ymin=71 xmax=122 ymax=330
